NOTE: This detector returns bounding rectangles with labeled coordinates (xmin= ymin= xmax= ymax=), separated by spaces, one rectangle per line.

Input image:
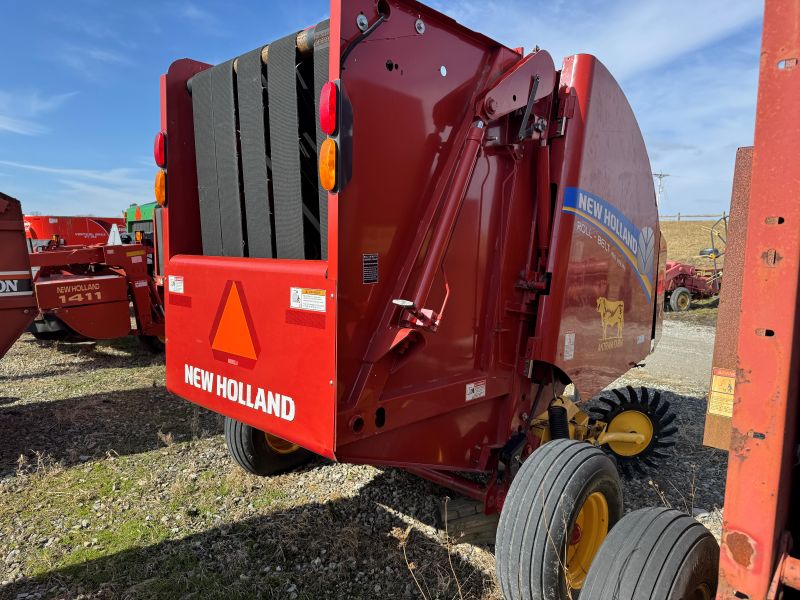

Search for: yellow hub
xmin=566 ymin=491 xmax=609 ymax=589
xmin=606 ymin=410 xmax=653 ymax=457
xmin=265 ymin=433 xmax=299 ymax=455
xmin=676 ymin=292 xmax=690 ymax=310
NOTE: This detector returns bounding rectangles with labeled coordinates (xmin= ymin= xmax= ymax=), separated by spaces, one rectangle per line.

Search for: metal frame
xmin=717 ymin=1 xmax=800 ymax=597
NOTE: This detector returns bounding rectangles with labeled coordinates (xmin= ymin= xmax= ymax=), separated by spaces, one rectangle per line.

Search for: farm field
xmin=0 ymin=314 xmax=725 ymax=599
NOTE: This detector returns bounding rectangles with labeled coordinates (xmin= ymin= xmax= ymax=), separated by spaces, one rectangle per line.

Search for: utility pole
xmin=653 ymin=172 xmax=670 ymax=207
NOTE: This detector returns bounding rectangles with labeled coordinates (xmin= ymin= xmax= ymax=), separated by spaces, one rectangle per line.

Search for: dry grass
xmin=660 ymin=220 xmax=726 ymax=268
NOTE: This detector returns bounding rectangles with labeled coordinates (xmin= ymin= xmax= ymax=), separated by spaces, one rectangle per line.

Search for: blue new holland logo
xmin=563 ymin=187 xmax=654 ymax=301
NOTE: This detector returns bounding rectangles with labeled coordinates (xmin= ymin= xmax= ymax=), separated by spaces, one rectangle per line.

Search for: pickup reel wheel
xmin=592 ymin=386 xmax=677 ymax=477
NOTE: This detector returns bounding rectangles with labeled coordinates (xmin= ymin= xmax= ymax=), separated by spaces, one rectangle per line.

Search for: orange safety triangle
xmin=211 ymin=283 xmax=258 ymax=360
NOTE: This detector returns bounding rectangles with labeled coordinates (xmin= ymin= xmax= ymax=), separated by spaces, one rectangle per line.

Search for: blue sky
xmin=0 ymin=0 xmax=762 ymax=217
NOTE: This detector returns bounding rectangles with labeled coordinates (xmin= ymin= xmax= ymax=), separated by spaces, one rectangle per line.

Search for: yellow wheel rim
xmin=607 ymin=410 xmax=654 ymax=457
xmin=566 ymin=491 xmax=609 ymax=589
xmin=677 ymin=293 xmax=690 ymax=310
xmin=265 ymin=434 xmax=299 ymax=455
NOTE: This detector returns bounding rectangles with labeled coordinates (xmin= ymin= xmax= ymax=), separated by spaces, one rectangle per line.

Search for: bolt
xmin=415 ymin=19 xmax=425 ymax=34
xmin=485 ymin=98 xmax=497 ymax=115
xmin=356 ymin=14 xmax=369 ymax=32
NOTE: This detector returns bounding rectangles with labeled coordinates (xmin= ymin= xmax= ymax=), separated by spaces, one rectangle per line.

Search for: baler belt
xmin=191 ymin=60 xmax=245 ymax=257
xmin=237 ymin=47 xmax=275 ymax=258
xmin=313 ymin=19 xmax=330 ymax=260
xmin=211 ymin=59 xmax=245 ymax=257
xmin=267 ymin=33 xmax=305 ymax=259
xmin=191 ymin=68 xmax=224 ymax=256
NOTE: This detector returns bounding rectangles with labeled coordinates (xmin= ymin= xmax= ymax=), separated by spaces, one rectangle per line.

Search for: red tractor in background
xmin=155 ymin=2 xmax=673 ymax=598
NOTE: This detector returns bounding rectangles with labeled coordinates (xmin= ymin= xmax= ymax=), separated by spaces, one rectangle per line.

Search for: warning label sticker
xmin=290 ymin=287 xmax=326 ymax=313
xmin=466 ymin=379 xmax=487 ymax=401
xmin=564 ymin=331 xmax=575 ymax=361
xmin=168 ymin=275 xmax=184 ymax=294
xmin=708 ymin=368 xmax=735 ymax=418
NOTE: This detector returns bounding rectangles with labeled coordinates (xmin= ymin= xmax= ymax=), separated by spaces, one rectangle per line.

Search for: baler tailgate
xmin=165 ymin=256 xmax=336 ymax=459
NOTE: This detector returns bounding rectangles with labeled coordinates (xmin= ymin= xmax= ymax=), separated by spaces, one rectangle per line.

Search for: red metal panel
xmin=23 ymin=215 xmax=125 ymax=246
xmin=0 ymin=193 xmax=35 ymax=358
xmin=537 ymin=55 xmax=660 ymax=396
xmin=165 ymin=256 xmax=337 ymax=459
xmin=717 ymin=1 xmax=800 ymax=597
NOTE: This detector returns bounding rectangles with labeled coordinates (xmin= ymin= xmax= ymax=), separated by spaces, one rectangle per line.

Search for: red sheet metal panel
xmin=717 ymin=1 xmax=800 ymax=597
xmin=165 ymin=256 xmax=337 ymax=459
xmin=0 ymin=193 xmax=35 ymax=358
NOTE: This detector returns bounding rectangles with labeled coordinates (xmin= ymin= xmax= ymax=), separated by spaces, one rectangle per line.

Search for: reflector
xmin=154 ymin=132 xmax=166 ymax=168
xmin=319 ymin=82 xmax=337 ymax=135
xmin=319 ymin=138 xmax=337 ymax=191
xmin=155 ymin=170 xmax=167 ymax=206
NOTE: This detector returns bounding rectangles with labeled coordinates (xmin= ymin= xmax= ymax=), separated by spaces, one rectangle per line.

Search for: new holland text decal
xmin=563 ymin=187 xmax=655 ymax=301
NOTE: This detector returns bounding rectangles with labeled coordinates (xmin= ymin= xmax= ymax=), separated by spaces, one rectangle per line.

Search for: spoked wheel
xmin=224 ymin=417 xmax=312 ymax=476
xmin=582 ymin=507 xmax=719 ymax=599
xmin=670 ymin=286 xmax=692 ymax=312
xmin=495 ymin=439 xmax=623 ymax=600
xmin=593 ymin=386 xmax=677 ymax=477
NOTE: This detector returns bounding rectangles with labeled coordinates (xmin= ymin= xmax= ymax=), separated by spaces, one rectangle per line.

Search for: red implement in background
xmin=0 ymin=194 xmax=36 ymax=357
xmin=0 ymin=192 xmax=165 ymax=359
xmin=24 ymin=214 xmax=125 ymax=248
xmin=716 ymin=0 xmax=800 ymax=597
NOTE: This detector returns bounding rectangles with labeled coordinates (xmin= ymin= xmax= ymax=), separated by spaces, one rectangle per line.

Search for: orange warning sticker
xmin=209 ymin=281 xmax=260 ymax=368
xmin=708 ymin=368 xmax=735 ymax=418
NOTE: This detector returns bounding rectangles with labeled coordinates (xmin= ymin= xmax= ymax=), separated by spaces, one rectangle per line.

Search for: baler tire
xmin=669 ymin=287 xmax=692 ymax=312
xmin=138 ymin=335 xmax=165 ymax=354
xmin=581 ymin=507 xmax=719 ymax=599
xmin=224 ymin=417 xmax=312 ymax=476
xmin=495 ymin=439 xmax=623 ymax=600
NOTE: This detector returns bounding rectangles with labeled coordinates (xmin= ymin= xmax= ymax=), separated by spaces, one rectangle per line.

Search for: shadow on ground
xmin=0 ymin=387 xmax=220 ymax=478
xmin=0 ymin=470 xmax=495 ymax=600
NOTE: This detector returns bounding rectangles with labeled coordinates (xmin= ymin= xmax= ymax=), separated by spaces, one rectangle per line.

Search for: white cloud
xmin=0 ymin=160 xmax=150 ymax=216
xmin=429 ymin=0 xmax=762 ymax=213
xmin=0 ymin=90 xmax=77 ymax=136
xmin=55 ymin=45 xmax=132 ymax=80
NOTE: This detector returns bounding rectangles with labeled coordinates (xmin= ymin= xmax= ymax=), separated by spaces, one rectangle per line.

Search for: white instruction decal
xmin=168 ymin=275 xmax=184 ymax=294
xmin=290 ymin=287 xmax=326 ymax=312
xmin=466 ymin=379 xmax=487 ymax=401
xmin=564 ymin=331 xmax=575 ymax=360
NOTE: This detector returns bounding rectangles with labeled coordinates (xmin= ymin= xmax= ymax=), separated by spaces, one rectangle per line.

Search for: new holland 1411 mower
xmin=156 ymin=2 xmax=674 ymax=597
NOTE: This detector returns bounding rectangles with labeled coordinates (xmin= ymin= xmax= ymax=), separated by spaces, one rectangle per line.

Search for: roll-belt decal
xmin=562 ymin=187 xmax=655 ymax=302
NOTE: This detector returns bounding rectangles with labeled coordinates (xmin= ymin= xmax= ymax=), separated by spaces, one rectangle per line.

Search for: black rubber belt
xmin=267 ymin=33 xmax=305 ymax=259
xmin=211 ymin=59 xmax=245 ymax=257
xmin=314 ymin=19 xmax=330 ymax=261
xmin=191 ymin=68 xmax=224 ymax=256
xmin=237 ymin=47 xmax=275 ymax=258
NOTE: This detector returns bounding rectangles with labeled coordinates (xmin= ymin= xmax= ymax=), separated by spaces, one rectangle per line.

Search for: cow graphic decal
xmin=596 ymin=297 xmax=624 ymax=350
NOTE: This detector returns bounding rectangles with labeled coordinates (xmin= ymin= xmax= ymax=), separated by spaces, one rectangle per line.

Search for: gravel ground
xmin=0 ymin=317 xmax=725 ymax=599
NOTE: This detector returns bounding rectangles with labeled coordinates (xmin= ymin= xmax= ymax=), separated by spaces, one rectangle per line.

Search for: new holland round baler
xmin=158 ymin=2 xmax=668 ymax=597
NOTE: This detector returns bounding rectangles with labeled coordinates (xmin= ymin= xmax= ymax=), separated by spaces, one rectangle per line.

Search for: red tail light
xmin=154 ymin=131 xmax=167 ymax=168
xmin=319 ymin=82 xmax=337 ymax=135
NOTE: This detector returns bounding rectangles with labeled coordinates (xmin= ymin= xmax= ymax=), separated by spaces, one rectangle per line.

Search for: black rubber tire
xmin=138 ymin=335 xmax=165 ymax=354
xmin=224 ymin=417 xmax=313 ymax=476
xmin=31 ymin=330 xmax=69 ymax=342
xmin=581 ymin=507 xmax=719 ymax=600
xmin=495 ymin=439 xmax=624 ymax=600
xmin=669 ymin=287 xmax=692 ymax=312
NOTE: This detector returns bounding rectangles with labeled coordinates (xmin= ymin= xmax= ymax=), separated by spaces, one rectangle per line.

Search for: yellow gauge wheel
xmin=565 ymin=491 xmax=610 ymax=589
xmin=265 ymin=433 xmax=299 ymax=455
xmin=606 ymin=410 xmax=654 ymax=457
